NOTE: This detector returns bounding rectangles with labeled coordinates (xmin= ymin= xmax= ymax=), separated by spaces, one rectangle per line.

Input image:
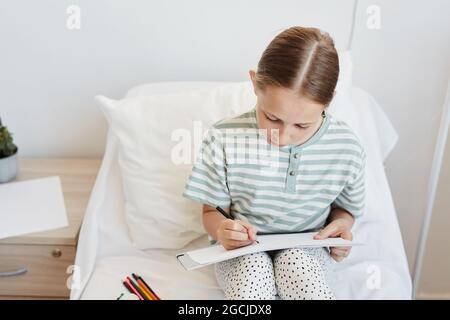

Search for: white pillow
xmin=328 ymin=50 xmax=398 ymax=161
xmin=96 ymin=82 xmax=256 ymax=249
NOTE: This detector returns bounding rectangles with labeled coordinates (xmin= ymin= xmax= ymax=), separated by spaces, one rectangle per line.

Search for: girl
xmin=182 ymin=26 xmax=366 ymax=300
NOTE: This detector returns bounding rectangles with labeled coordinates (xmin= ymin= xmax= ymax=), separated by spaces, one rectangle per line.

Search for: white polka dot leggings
xmin=214 ymin=247 xmax=335 ymax=300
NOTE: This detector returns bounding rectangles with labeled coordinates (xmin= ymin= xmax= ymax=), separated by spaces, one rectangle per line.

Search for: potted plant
xmin=0 ymin=117 xmax=18 ymax=183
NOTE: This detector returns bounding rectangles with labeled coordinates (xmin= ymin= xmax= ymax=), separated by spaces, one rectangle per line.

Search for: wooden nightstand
xmin=0 ymin=158 xmax=101 ymax=299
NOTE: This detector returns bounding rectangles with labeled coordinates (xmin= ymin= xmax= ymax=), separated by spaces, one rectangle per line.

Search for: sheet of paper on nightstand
xmin=177 ymin=232 xmax=363 ymax=270
xmin=0 ymin=176 xmax=68 ymax=239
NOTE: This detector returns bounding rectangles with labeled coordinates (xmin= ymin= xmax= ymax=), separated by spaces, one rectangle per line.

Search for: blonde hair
xmin=255 ymin=26 xmax=339 ymax=105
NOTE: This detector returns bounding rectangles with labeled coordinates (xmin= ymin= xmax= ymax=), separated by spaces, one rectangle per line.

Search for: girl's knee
xmin=273 ymin=248 xmax=335 ymax=300
xmin=225 ymin=282 xmax=277 ymax=300
xmin=215 ymin=251 xmax=277 ymax=300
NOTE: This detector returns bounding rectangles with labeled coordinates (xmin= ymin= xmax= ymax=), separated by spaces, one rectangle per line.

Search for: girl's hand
xmin=314 ymin=218 xmax=353 ymax=262
xmin=217 ymin=219 xmax=257 ymax=250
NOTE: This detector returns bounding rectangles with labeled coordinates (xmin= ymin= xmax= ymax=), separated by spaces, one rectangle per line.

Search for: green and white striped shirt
xmin=182 ymin=107 xmax=366 ymax=242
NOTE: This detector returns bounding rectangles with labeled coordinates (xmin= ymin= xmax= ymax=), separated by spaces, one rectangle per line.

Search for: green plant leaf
xmin=0 ymin=121 xmax=17 ymax=158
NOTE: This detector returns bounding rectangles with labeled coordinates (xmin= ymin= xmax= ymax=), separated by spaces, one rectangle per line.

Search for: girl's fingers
xmin=224 ymin=220 xmax=247 ymax=233
xmin=331 ymin=248 xmax=350 ymax=257
xmin=224 ymin=239 xmax=254 ymax=248
xmin=331 ymin=254 xmax=344 ymax=262
xmin=331 ymin=246 xmax=349 ymax=251
xmin=238 ymin=220 xmax=257 ymax=232
xmin=314 ymin=224 xmax=340 ymax=240
xmin=224 ymin=229 xmax=250 ymax=241
xmin=331 ymin=247 xmax=349 ymax=254
xmin=340 ymin=230 xmax=353 ymax=241
xmin=235 ymin=220 xmax=257 ymax=240
xmin=246 ymin=228 xmax=257 ymax=241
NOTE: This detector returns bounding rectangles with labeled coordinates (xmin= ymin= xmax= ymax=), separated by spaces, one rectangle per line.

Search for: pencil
xmin=127 ymin=277 xmax=149 ymax=300
xmin=123 ymin=279 xmax=143 ymax=300
xmin=215 ymin=206 xmax=234 ymax=220
xmin=131 ymin=274 xmax=154 ymax=300
xmin=137 ymin=279 xmax=156 ymax=300
xmin=133 ymin=273 xmax=161 ymax=300
xmin=122 ymin=281 xmax=133 ymax=294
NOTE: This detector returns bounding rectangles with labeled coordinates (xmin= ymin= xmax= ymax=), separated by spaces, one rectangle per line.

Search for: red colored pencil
xmin=123 ymin=278 xmax=144 ymax=300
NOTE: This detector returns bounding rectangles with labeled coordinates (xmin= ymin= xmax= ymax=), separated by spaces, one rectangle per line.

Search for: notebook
xmin=176 ymin=231 xmax=362 ymax=270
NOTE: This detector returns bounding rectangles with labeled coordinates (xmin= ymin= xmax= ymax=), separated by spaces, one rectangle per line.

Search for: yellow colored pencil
xmin=138 ymin=284 xmax=153 ymax=300
xmin=137 ymin=279 xmax=158 ymax=300
xmin=137 ymin=280 xmax=155 ymax=300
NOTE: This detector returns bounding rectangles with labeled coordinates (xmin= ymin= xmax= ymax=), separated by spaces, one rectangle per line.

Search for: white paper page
xmin=187 ymin=232 xmax=361 ymax=265
xmin=0 ymin=176 xmax=68 ymax=239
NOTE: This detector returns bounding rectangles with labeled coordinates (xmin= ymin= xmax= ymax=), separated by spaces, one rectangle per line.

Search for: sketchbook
xmin=176 ymin=231 xmax=362 ymax=271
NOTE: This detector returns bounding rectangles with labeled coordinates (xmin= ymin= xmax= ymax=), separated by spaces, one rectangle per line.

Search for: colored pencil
xmin=136 ymin=278 xmax=156 ymax=300
xmin=132 ymin=273 xmax=161 ymax=300
xmin=123 ymin=279 xmax=143 ymax=300
xmin=132 ymin=273 xmax=156 ymax=299
xmin=127 ymin=277 xmax=149 ymax=300
xmin=135 ymin=278 xmax=154 ymax=300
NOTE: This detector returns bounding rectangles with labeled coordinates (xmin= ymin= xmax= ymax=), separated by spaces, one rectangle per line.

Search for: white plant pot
xmin=0 ymin=151 xmax=18 ymax=183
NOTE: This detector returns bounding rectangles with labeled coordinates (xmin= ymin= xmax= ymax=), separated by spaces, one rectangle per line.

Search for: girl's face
xmin=250 ymin=70 xmax=327 ymax=148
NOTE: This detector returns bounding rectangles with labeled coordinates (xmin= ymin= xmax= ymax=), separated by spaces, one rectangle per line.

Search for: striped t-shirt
xmin=182 ymin=106 xmax=366 ymax=243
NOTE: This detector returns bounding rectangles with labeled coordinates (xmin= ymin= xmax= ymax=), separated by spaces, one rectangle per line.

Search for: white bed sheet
xmin=72 ymin=83 xmax=412 ymax=300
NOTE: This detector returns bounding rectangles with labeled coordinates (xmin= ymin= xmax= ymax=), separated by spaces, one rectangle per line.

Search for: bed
xmin=70 ymin=80 xmax=412 ymax=300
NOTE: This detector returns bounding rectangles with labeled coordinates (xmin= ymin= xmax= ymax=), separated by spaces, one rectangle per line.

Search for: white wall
xmin=351 ymin=0 xmax=450 ymax=273
xmin=0 ymin=0 xmax=353 ymax=156
xmin=1 ymin=0 xmax=450 ymax=274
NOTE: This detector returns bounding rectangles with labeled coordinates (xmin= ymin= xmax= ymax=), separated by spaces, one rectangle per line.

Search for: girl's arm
xmin=202 ymin=204 xmax=228 ymax=241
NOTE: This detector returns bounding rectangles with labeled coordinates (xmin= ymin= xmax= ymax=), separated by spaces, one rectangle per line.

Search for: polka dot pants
xmin=214 ymin=247 xmax=335 ymax=300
